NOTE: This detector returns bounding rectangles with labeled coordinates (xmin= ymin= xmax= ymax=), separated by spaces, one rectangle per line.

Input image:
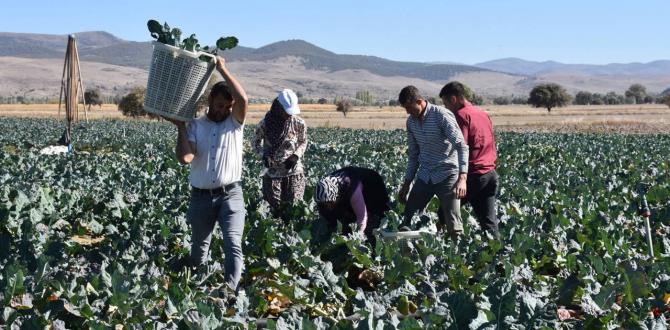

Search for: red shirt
xmin=453 ymin=101 xmax=497 ymax=175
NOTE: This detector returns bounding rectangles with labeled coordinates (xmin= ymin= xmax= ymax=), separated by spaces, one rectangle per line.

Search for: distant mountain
xmin=0 ymin=33 xmax=490 ymax=80
xmin=1 ymin=31 xmax=669 ymax=99
xmin=0 ymin=31 xmax=152 ymax=68
xmin=228 ymin=40 xmax=490 ymax=81
xmin=476 ymin=57 xmax=670 ymax=76
xmin=475 ymin=58 xmax=564 ymax=75
xmin=78 ymin=41 xmax=153 ymax=68
xmin=0 ymin=31 xmax=123 ymax=53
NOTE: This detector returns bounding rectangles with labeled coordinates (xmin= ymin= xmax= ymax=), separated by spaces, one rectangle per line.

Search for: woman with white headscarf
xmin=314 ymin=166 xmax=390 ymax=242
xmin=253 ymin=89 xmax=307 ymax=217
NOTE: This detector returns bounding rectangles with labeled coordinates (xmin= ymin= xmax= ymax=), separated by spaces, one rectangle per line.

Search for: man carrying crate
xmin=166 ymin=55 xmax=248 ymax=295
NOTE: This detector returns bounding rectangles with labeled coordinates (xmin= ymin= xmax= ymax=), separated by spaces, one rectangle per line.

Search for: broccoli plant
xmin=147 ymin=19 xmax=238 ymax=61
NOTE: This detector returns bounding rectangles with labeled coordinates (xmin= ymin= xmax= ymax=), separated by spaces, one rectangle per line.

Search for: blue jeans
xmin=186 ymin=183 xmax=246 ymax=290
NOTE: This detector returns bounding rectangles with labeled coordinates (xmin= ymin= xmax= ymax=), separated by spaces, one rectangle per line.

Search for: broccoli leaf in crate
xmin=216 ymin=37 xmax=239 ymax=51
xmin=171 ymin=28 xmax=182 ymax=47
xmin=183 ymin=34 xmax=198 ymax=52
xmin=147 ymin=20 xmax=163 ymax=41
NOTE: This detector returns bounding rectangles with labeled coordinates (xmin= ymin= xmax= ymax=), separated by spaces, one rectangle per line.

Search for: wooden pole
xmin=66 ymin=36 xmax=75 ymax=124
xmin=58 ymin=34 xmax=89 ymax=145
xmin=73 ymin=37 xmax=88 ymax=124
xmin=58 ymin=37 xmax=69 ymax=120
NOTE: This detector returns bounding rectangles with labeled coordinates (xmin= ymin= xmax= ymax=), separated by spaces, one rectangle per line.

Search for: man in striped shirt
xmin=397 ymin=86 xmax=469 ymax=239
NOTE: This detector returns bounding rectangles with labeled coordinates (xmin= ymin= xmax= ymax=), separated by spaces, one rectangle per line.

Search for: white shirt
xmin=187 ymin=114 xmax=244 ymax=189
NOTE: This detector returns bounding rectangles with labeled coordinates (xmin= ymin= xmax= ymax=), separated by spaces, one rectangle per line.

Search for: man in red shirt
xmin=439 ymin=81 xmax=500 ymax=239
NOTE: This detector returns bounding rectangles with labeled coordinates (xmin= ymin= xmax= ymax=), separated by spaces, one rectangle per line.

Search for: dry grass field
xmin=1 ymin=103 xmax=669 ymax=133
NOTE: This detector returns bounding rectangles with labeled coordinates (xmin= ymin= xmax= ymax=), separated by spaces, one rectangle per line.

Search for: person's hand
xmin=398 ymin=181 xmax=411 ymax=204
xmin=454 ymin=174 xmax=467 ymax=199
xmin=283 ymin=155 xmax=298 ymax=170
xmin=215 ymin=55 xmax=226 ymax=72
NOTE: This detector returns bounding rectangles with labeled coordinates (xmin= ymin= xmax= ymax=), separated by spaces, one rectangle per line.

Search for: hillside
xmin=1 ymin=31 xmax=669 ymax=99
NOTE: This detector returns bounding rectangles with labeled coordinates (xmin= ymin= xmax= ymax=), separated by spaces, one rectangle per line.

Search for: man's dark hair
xmin=398 ymin=85 xmax=423 ymax=105
xmin=210 ymin=81 xmax=232 ymax=101
xmin=439 ymin=81 xmax=467 ymax=99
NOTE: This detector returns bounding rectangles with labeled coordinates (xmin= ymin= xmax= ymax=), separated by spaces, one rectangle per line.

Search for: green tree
xmin=574 ymin=91 xmax=593 ymax=105
xmin=84 ymin=89 xmax=103 ymax=111
xmin=460 ymin=84 xmax=484 ymax=105
xmin=336 ymin=99 xmax=352 ymax=117
xmin=591 ymin=93 xmax=604 ymax=105
xmin=511 ymin=96 xmax=527 ymax=105
xmin=118 ymin=87 xmax=147 ymax=117
xmin=625 ymin=84 xmax=648 ymax=104
xmin=604 ymin=91 xmax=624 ymax=105
xmin=657 ymin=88 xmax=670 ymax=105
xmin=493 ymin=96 xmax=511 ymax=105
xmin=317 ymin=98 xmax=328 ymax=104
xmin=643 ymin=95 xmax=655 ymax=104
xmin=528 ymin=83 xmax=571 ymax=112
xmin=355 ymin=90 xmax=375 ymax=105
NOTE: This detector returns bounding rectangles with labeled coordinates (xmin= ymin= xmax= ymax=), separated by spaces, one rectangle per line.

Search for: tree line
xmin=114 ymin=82 xmax=670 ymax=117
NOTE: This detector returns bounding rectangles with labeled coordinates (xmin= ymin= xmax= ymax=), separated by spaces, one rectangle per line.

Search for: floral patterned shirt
xmin=253 ymin=116 xmax=307 ymax=178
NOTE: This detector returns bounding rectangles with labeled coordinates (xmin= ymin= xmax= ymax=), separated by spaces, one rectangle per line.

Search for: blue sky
xmin=2 ymin=0 xmax=668 ymax=64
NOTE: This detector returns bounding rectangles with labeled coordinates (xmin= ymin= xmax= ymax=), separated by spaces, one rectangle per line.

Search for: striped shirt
xmin=405 ymin=102 xmax=468 ymax=184
xmin=187 ymin=114 xmax=244 ymax=189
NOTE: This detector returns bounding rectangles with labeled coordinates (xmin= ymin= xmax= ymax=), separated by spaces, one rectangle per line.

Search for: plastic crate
xmin=144 ymin=41 xmax=216 ymax=121
xmin=380 ymin=229 xmax=435 ymax=240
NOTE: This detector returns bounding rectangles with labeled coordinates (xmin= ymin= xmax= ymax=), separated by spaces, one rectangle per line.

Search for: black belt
xmin=191 ymin=182 xmax=240 ymax=195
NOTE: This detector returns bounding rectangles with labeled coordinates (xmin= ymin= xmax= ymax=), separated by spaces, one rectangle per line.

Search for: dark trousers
xmin=466 ymin=170 xmax=499 ymax=235
xmin=437 ymin=170 xmax=499 ymax=236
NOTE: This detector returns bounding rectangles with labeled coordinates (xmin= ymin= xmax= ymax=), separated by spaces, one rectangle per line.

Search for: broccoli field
xmin=1 ymin=117 xmax=670 ymax=329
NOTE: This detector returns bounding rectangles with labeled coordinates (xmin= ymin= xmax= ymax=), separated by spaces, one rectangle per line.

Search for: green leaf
xmin=622 ymin=265 xmax=651 ymax=305
xmin=4 ymin=266 xmax=25 ymax=301
xmin=216 ymin=37 xmax=239 ymax=51
xmin=444 ymin=292 xmax=477 ymax=329
xmin=171 ymin=28 xmax=182 ymax=47
xmin=100 ymin=261 xmax=112 ymax=288
xmin=485 ymin=281 xmax=519 ymax=326
xmin=165 ymin=296 xmax=178 ymax=317
xmin=183 ymin=34 xmax=198 ymax=52
xmin=147 ymin=19 xmax=163 ymax=40
xmin=88 ymin=220 xmax=104 ymax=235
xmin=557 ymin=274 xmax=583 ymax=307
